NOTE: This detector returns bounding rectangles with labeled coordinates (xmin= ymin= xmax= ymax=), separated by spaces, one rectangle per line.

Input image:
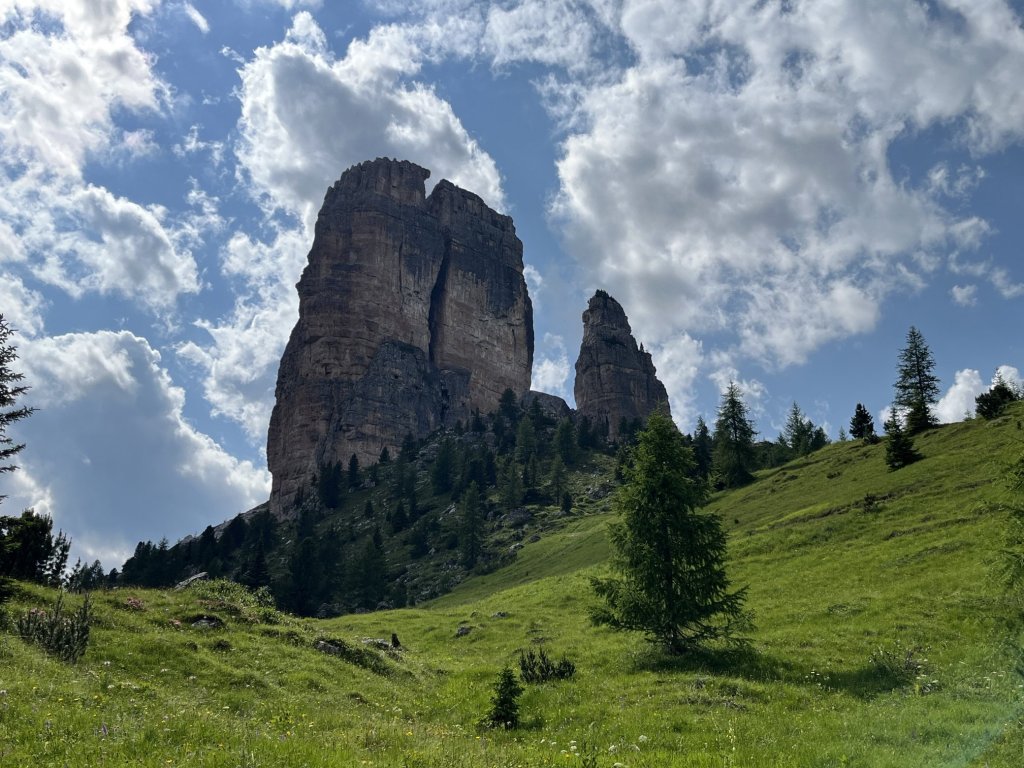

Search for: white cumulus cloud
xmin=235 ymin=12 xmax=505 ymax=224
xmin=177 ymin=226 xmax=310 ymax=442
xmin=7 ymin=331 xmax=270 ymax=567
xmin=935 ymin=365 xmax=1024 ymax=424
xmin=531 ymin=333 xmax=571 ymax=399
xmin=0 ymin=0 xmax=201 ymax=311
xmin=935 ymin=368 xmax=985 ymax=424
xmin=951 ymin=284 xmax=978 ymax=307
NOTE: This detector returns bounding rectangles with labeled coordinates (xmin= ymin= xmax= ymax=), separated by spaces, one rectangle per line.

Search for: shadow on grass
xmin=629 ymin=643 xmax=793 ymax=681
xmin=630 ymin=644 xmax=913 ymax=700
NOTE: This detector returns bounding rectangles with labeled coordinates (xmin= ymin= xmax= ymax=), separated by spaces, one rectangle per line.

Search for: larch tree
xmin=592 ymin=413 xmax=748 ymax=654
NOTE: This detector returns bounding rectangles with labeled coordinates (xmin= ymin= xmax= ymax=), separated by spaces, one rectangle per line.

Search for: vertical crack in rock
xmin=427 ymin=230 xmax=452 ymax=369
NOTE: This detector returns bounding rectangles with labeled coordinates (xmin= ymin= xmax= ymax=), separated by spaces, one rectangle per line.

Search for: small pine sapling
xmin=482 ymin=666 xmax=523 ymax=729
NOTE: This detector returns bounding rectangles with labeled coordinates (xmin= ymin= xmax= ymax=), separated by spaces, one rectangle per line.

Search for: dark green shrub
xmin=482 ymin=666 xmax=523 ymax=729
xmin=16 ymin=592 xmax=92 ymax=663
xmin=869 ymin=640 xmax=927 ymax=687
xmin=884 ymin=414 xmax=921 ymax=471
xmin=976 ymin=380 xmax=1020 ymax=420
xmin=861 ymin=493 xmax=881 ymax=514
xmin=518 ymin=646 xmax=576 ymax=683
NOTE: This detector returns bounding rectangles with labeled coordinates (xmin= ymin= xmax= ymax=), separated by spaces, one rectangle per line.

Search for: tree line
xmin=2 ymin=312 xmax=1020 ymax=620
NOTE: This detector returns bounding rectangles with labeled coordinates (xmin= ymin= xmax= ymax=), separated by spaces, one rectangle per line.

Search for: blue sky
xmin=1 ymin=0 xmax=1022 ymax=568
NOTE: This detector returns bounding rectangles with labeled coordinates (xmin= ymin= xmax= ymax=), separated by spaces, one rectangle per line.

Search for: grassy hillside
xmin=2 ymin=406 xmax=1024 ymax=766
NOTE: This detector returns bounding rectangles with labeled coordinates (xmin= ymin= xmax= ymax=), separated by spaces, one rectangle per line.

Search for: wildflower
xmin=638 ymin=735 xmax=648 ymax=744
xmin=608 ymin=744 xmax=618 ymax=753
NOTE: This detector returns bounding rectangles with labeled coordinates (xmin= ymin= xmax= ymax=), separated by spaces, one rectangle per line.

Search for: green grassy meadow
xmin=3 ymin=407 xmax=1024 ymax=766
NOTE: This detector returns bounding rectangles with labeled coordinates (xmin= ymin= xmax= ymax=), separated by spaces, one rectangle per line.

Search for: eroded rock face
xmin=573 ymin=290 xmax=670 ymax=441
xmin=268 ymin=159 xmax=533 ymax=515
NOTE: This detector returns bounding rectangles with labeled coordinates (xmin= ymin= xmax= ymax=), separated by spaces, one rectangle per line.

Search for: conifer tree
xmin=975 ymin=373 xmax=1021 ymax=419
xmin=783 ymin=402 xmax=813 ymax=456
xmin=894 ymin=326 xmax=940 ymax=435
xmin=592 ymin=413 xmax=748 ymax=654
xmin=884 ymin=411 xmax=921 ymax=471
xmin=0 ymin=315 xmax=35 ymax=500
xmin=554 ymin=418 xmax=576 ymax=465
xmin=317 ymin=461 xmax=343 ymax=508
xmin=483 ymin=667 xmax=523 ymax=729
xmin=548 ymin=454 xmax=567 ymax=502
xmin=712 ymin=382 xmax=757 ymax=488
xmin=347 ymin=454 xmax=361 ymax=489
xmin=499 ymin=458 xmax=523 ymax=511
xmin=849 ymin=403 xmax=876 ymax=442
xmin=498 ymin=388 xmax=520 ymax=426
xmin=0 ymin=509 xmax=69 ymax=586
xmin=458 ymin=481 xmax=484 ymax=568
xmin=692 ymin=416 xmax=713 ymax=479
xmin=431 ymin=439 xmax=455 ymax=494
xmin=514 ymin=417 xmax=537 ymax=463
xmin=352 ymin=535 xmax=387 ymax=610
xmin=389 ymin=500 xmax=409 ymax=534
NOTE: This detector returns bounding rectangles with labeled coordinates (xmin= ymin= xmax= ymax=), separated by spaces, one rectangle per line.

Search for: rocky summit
xmin=573 ymin=290 xmax=669 ymax=441
xmin=267 ymin=158 xmax=533 ymax=516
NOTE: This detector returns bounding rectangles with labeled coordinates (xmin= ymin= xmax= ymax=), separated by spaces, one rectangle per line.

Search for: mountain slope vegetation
xmin=2 ymin=405 xmax=1024 ymax=766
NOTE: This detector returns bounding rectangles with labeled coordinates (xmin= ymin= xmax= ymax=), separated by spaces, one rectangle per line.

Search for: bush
xmin=518 ymin=646 xmax=576 ymax=683
xmin=188 ymin=579 xmax=279 ymax=624
xmin=976 ymin=380 xmax=1020 ymax=420
xmin=869 ymin=640 xmax=927 ymax=687
xmin=482 ymin=666 xmax=523 ymax=729
xmin=884 ymin=414 xmax=921 ymax=471
xmin=16 ymin=592 xmax=92 ymax=663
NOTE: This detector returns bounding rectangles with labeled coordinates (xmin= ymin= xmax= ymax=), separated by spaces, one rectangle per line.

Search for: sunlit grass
xmin=2 ymin=406 xmax=1024 ymax=765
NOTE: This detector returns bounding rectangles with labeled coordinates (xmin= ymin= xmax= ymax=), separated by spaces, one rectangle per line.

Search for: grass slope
xmin=3 ymin=407 xmax=1024 ymax=767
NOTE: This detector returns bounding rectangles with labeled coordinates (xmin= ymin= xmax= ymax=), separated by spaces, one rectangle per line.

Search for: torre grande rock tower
xmin=267 ymin=159 xmax=533 ymax=516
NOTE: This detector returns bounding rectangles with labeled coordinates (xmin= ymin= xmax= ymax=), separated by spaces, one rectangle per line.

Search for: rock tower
xmin=267 ymin=159 xmax=533 ymax=515
xmin=573 ymin=290 xmax=669 ymax=441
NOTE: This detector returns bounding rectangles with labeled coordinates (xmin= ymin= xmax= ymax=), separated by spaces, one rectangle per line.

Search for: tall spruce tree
xmin=712 ymin=382 xmax=757 ymax=488
xmin=783 ymin=402 xmax=813 ymax=456
xmin=849 ymin=403 xmax=876 ymax=442
xmin=692 ymin=416 xmax=714 ymax=480
xmin=458 ymin=481 xmax=484 ymax=568
xmin=894 ymin=326 xmax=940 ymax=435
xmin=347 ymin=454 xmax=361 ymax=489
xmin=592 ymin=413 xmax=748 ymax=654
xmin=431 ymin=438 xmax=455 ymax=494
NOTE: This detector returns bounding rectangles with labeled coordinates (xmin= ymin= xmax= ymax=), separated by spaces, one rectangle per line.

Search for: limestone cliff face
xmin=573 ymin=290 xmax=669 ymax=441
xmin=268 ymin=159 xmax=533 ymax=515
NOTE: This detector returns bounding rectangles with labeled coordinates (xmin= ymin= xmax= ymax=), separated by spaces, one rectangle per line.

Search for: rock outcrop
xmin=573 ymin=290 xmax=669 ymax=441
xmin=521 ymin=391 xmax=572 ymax=422
xmin=268 ymin=159 xmax=533 ymax=515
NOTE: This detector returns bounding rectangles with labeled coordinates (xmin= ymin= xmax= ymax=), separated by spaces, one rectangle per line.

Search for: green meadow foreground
xmin=3 ymin=408 xmax=1024 ymax=766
